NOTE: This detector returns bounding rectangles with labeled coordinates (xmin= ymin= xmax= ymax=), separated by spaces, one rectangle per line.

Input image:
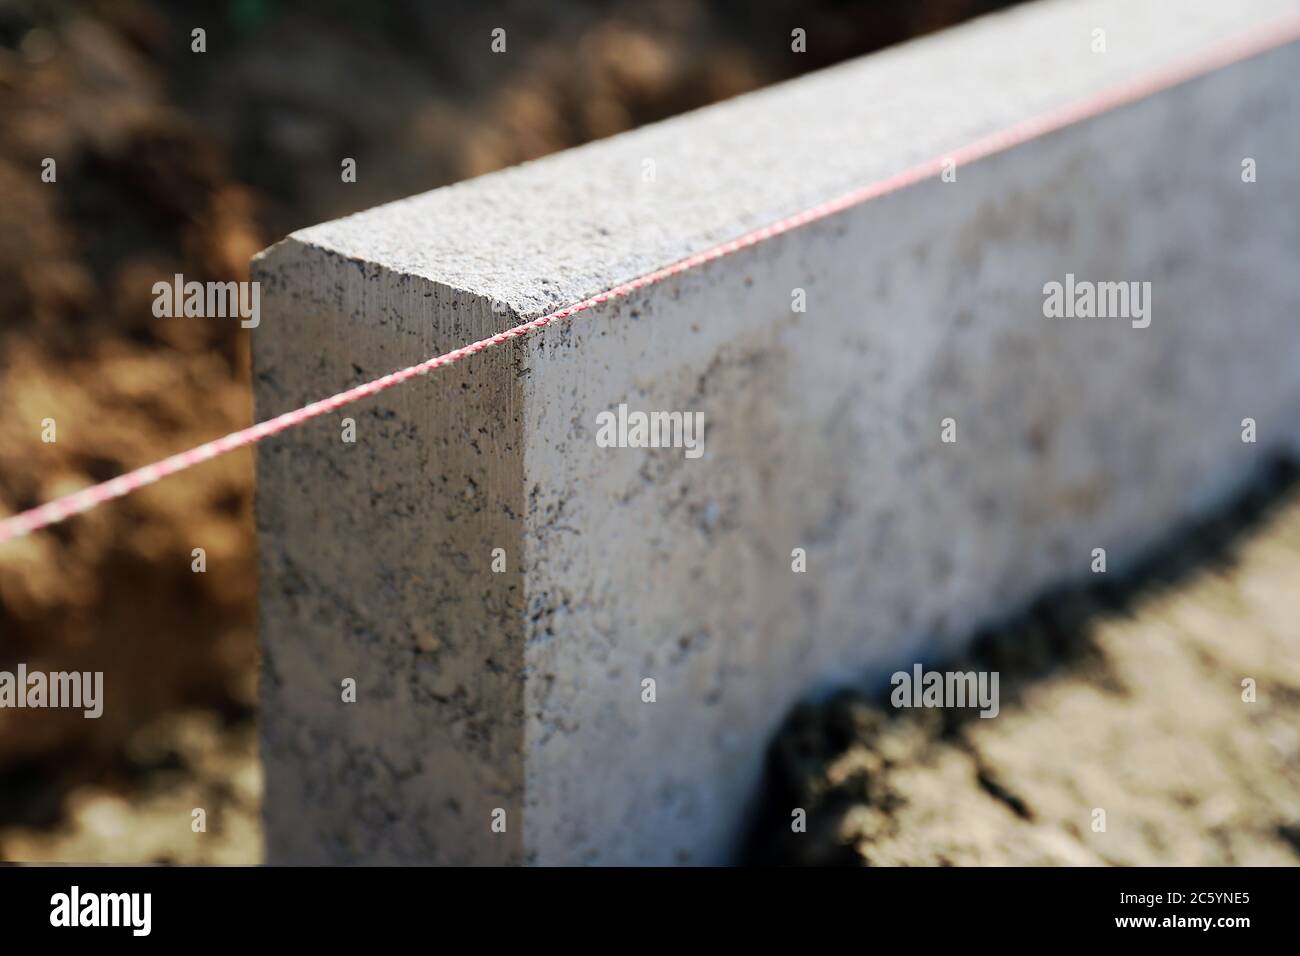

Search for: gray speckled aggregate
xmin=253 ymin=0 xmax=1300 ymax=864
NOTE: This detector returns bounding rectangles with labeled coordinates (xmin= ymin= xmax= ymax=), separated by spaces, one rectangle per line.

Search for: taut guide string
xmin=2 ymin=14 xmax=1296 ymax=545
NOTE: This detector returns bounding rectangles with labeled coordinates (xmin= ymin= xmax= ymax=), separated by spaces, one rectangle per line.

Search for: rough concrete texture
xmin=253 ymin=0 xmax=1300 ymax=864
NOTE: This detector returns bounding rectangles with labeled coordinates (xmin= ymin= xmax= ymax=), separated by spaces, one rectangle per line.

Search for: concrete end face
xmin=253 ymin=0 xmax=1300 ymax=864
xmin=252 ymin=239 xmax=529 ymax=864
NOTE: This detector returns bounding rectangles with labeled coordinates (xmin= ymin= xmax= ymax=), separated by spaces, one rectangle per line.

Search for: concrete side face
xmin=519 ymin=48 xmax=1300 ymax=865
xmin=253 ymin=240 xmax=528 ymax=864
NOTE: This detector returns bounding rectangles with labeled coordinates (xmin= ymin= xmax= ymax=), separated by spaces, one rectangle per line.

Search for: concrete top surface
xmin=283 ymin=0 xmax=1297 ymax=318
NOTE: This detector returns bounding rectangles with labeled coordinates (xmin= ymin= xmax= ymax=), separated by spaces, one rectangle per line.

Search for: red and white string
xmin=2 ymin=12 xmax=1297 ymax=544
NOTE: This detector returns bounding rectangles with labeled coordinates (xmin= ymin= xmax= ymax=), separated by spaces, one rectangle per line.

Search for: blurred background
xmin=3 ymin=0 xmax=1297 ymax=866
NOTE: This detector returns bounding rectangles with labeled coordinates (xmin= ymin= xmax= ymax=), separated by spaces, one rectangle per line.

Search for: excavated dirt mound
xmin=0 ymin=8 xmax=261 ymax=820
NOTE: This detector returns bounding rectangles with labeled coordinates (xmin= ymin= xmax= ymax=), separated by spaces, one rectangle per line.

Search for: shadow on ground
xmin=747 ymin=457 xmax=1300 ymax=866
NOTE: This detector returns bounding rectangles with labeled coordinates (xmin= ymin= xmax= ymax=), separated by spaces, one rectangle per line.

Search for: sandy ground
xmin=0 ymin=712 xmax=260 ymax=864
xmin=750 ymin=461 xmax=1300 ymax=866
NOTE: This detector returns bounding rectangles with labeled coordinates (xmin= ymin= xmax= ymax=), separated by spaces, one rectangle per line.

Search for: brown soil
xmin=750 ymin=461 xmax=1300 ymax=866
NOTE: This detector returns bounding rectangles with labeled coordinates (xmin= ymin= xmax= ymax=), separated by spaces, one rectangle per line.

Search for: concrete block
xmin=252 ymin=0 xmax=1300 ymax=864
